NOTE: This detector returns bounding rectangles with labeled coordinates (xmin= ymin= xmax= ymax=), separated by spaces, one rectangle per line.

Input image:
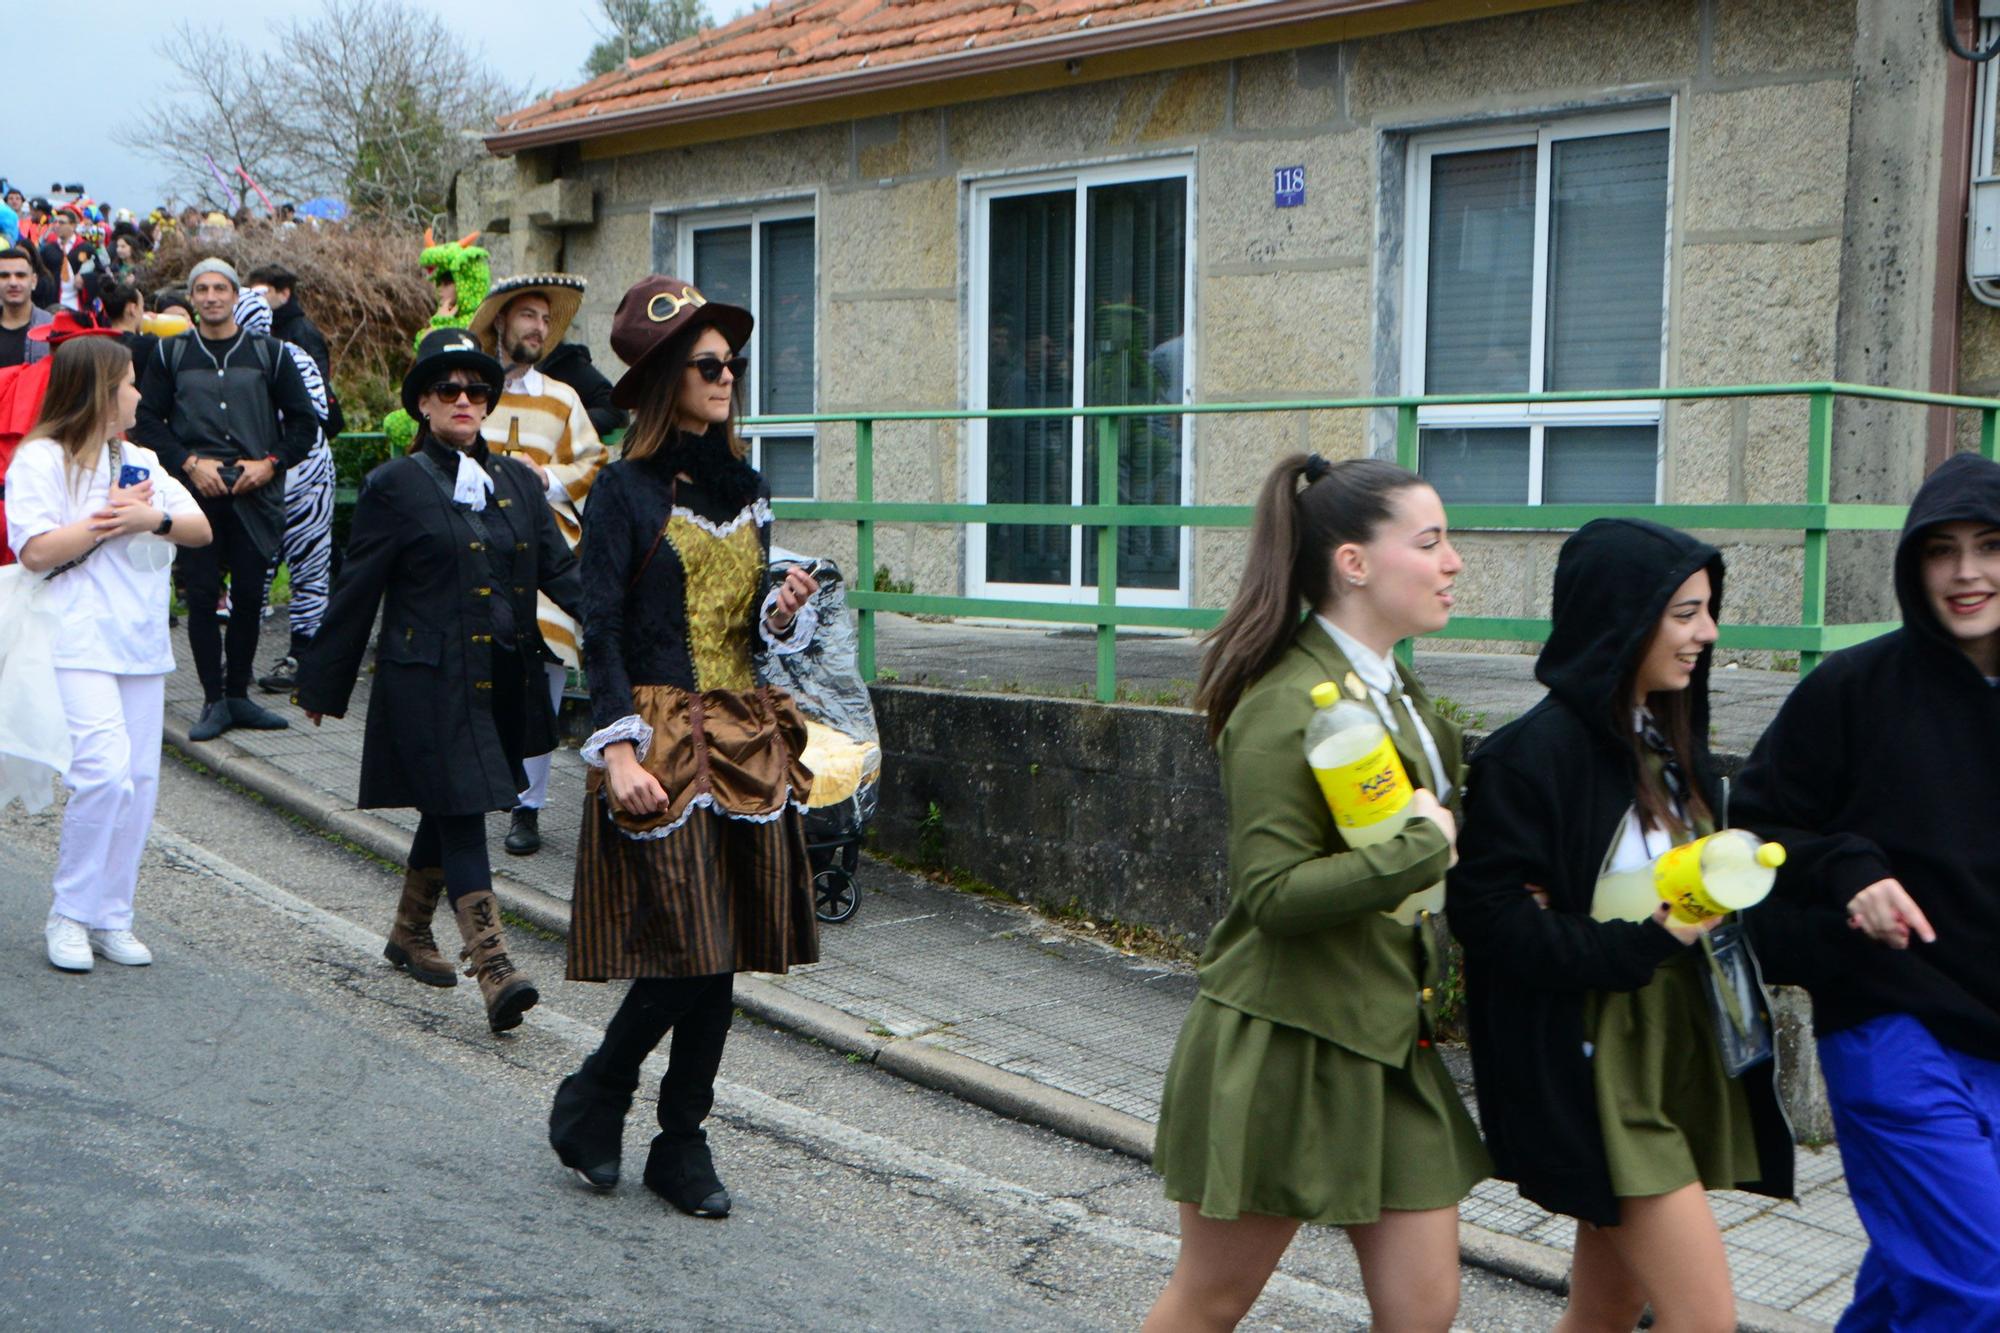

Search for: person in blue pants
xmin=1735 ymin=452 xmax=2000 ymax=1329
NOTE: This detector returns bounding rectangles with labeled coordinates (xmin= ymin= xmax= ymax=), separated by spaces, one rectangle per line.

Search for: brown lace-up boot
xmin=383 ymin=867 xmax=456 ymax=987
xmin=451 ymin=889 xmax=539 ymax=1033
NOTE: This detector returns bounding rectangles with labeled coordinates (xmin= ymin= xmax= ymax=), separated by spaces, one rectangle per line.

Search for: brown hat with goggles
xmin=607 ymin=275 xmax=753 ymax=410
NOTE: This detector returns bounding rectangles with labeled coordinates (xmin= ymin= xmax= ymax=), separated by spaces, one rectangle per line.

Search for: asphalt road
xmin=0 ymin=755 xmax=1567 ymax=1331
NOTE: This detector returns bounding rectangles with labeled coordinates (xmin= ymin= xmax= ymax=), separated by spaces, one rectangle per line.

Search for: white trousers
xmin=516 ymin=661 xmax=569 ymax=810
xmin=51 ymin=670 xmax=164 ymax=929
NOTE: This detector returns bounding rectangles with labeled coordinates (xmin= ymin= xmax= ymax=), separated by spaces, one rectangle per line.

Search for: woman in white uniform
xmin=6 ymin=334 xmax=212 ymax=971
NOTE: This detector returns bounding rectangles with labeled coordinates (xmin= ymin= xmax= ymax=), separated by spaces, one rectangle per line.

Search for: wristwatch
xmin=153 ymin=512 xmax=173 ymax=536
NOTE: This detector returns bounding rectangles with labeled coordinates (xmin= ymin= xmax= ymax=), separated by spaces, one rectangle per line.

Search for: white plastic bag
xmin=0 ymin=563 xmax=71 ymax=812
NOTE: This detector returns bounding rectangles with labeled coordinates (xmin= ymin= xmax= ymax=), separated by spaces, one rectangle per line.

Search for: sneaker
xmin=45 ymin=914 xmax=92 ymax=972
xmin=257 ymin=655 xmax=300 ymax=693
xmin=188 ymin=699 xmax=234 ymax=742
xmin=217 ymin=591 xmax=231 ymax=621
xmin=89 ymin=928 xmax=153 ymax=966
xmin=226 ymin=697 xmax=290 ymax=731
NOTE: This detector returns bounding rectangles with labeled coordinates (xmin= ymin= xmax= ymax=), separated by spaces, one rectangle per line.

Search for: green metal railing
xmin=325 ymin=384 xmax=1999 ymax=704
xmin=743 ymin=384 xmax=2000 ymax=701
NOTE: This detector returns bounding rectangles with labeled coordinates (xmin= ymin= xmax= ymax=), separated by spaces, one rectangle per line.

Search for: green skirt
xmin=1587 ymin=951 xmax=1761 ymax=1200
xmin=1154 ymin=996 xmax=1490 ymax=1227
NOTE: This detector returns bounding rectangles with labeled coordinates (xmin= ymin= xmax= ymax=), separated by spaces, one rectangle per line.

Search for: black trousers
xmin=585 ymin=974 xmax=735 ymax=1142
xmin=178 ymin=498 xmax=270 ymax=702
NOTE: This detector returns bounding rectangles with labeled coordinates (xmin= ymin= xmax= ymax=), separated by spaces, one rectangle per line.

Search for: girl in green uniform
xmin=1144 ymin=455 xmax=1488 ymax=1333
xmin=1447 ymin=519 xmax=1793 ymax=1331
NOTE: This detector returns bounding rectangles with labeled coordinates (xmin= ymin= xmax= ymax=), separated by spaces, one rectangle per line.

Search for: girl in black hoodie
xmin=1448 ymin=519 xmax=1793 ymax=1331
xmin=1736 ymin=452 xmax=2000 ymax=1327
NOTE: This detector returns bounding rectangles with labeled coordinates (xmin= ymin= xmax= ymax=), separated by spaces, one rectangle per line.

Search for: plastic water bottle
xmin=1304 ymin=678 xmax=1440 ymax=924
xmin=1589 ymin=829 xmax=1787 ymax=924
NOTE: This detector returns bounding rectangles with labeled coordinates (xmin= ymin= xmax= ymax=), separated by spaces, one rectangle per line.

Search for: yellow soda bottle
xmin=1589 ymin=829 xmax=1786 ymax=924
xmin=1304 ymin=679 xmax=1439 ymax=924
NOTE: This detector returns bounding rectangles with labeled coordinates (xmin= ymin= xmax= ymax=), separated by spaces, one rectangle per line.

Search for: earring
xmin=1348 ymin=577 xmax=1365 ymax=588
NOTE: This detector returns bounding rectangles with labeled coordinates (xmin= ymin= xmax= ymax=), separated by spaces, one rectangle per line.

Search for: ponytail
xmin=1195 ymin=454 xmax=1422 ymax=742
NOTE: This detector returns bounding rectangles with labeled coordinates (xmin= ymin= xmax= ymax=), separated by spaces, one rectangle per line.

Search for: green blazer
xmin=1197 ymin=619 xmax=1466 ymax=1066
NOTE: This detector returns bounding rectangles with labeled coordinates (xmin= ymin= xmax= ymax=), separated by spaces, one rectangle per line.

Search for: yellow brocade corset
xmin=666 ymin=508 xmax=761 ymax=691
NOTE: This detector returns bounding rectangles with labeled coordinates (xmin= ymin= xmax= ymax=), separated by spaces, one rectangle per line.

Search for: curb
xmin=164 ymin=721 xmax=1827 ymax=1331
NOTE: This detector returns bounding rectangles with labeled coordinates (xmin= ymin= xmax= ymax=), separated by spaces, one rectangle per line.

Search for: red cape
xmin=0 ymin=358 xmax=55 ymax=564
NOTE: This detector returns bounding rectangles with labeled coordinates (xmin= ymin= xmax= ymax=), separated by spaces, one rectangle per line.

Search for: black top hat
xmin=401 ymin=327 xmax=505 ymax=417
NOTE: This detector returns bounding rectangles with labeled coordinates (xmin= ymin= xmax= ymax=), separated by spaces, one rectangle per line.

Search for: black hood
xmin=1535 ymin=518 xmax=1724 ymax=751
xmin=1893 ymin=453 xmax=2000 ymax=664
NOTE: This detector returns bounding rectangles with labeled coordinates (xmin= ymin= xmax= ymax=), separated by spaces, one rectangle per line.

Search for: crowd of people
xmin=1 ymin=212 xmax=1996 ymax=1330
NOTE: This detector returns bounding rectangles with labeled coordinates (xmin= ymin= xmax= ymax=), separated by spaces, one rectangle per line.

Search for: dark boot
xmin=504 ymin=807 xmax=542 ymax=856
xmin=451 ymin=889 xmax=538 ymax=1033
xmin=188 ymin=699 xmax=234 ymax=742
xmin=382 ymin=867 xmax=456 ymax=987
xmin=643 ymin=1133 xmax=730 ymax=1218
xmin=549 ymin=1065 xmax=633 ymax=1191
xmin=226 ymin=696 xmax=290 ymax=730
xmin=644 ymin=974 xmax=734 ymax=1217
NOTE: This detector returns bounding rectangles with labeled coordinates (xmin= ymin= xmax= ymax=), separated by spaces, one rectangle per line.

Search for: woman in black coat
xmin=297 ymin=328 xmax=583 ymax=1034
xmin=1446 ymin=519 xmax=1793 ymax=1331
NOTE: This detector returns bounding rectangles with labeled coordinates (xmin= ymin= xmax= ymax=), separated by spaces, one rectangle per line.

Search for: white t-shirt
xmin=5 ymin=437 xmax=200 ymax=675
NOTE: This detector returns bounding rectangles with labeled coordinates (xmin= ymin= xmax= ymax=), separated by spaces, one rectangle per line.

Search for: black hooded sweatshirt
xmin=1737 ymin=452 xmax=2000 ymax=1062
xmin=1447 ymin=518 xmax=1793 ymax=1226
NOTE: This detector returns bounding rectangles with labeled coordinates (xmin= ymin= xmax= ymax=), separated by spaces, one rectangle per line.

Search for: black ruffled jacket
xmin=578 ymin=431 xmax=783 ymax=733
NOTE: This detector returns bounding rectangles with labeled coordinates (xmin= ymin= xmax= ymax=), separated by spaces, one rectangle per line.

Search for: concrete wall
xmin=465 ymin=0 xmax=1896 ymax=644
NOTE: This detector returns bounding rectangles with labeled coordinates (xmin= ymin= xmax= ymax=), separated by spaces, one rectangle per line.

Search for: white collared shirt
xmin=1313 ymin=614 xmax=1452 ymax=801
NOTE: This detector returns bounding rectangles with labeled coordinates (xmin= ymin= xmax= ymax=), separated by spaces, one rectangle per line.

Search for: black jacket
xmin=1737 ymin=453 xmax=2000 ymax=1062
xmin=296 ymin=436 xmax=584 ymax=815
xmin=538 ymin=341 xmax=625 ymax=438
xmin=1447 ymin=519 xmax=1793 ymax=1225
xmin=270 ymin=297 xmax=331 ymax=382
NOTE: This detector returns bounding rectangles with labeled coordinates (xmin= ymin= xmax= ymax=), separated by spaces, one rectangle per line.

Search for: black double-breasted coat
xmin=297 ymin=436 xmax=584 ymax=815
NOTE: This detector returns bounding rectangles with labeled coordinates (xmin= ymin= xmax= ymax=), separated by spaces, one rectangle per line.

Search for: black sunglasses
xmin=428 ymin=380 xmax=496 ymax=405
xmin=689 ymin=355 xmax=748 ymax=384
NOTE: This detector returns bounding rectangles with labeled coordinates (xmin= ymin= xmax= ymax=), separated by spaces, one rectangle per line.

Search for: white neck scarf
xmin=452 ymin=450 xmax=495 ymax=511
xmin=1314 ymin=614 xmax=1453 ymax=801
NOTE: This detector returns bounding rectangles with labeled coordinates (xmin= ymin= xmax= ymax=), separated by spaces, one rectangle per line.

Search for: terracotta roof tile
xmin=495 ymin=0 xmax=1283 ymax=136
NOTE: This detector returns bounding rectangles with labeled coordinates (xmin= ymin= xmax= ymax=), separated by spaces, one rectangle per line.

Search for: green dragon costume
xmin=383 ymin=229 xmax=491 ymax=452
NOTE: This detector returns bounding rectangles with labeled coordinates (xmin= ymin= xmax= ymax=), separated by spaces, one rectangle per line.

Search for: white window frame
xmin=965 ymin=157 xmax=1197 ymax=607
xmin=1402 ymin=104 xmax=1673 ymax=504
xmin=676 ymin=200 xmax=820 ymax=499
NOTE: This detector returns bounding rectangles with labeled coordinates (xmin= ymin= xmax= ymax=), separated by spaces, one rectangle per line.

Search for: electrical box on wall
xmin=1974 ymin=180 xmax=2000 ymax=281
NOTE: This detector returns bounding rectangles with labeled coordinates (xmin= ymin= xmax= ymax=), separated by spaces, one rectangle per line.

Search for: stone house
xmin=461 ymin=0 xmax=2000 ymax=635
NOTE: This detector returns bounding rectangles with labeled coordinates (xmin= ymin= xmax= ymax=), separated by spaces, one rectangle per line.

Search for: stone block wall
xmin=465 ymin=0 xmax=1879 ymax=640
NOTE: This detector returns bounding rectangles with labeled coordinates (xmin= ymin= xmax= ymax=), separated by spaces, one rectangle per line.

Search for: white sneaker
xmin=88 ymin=928 xmax=154 ymax=967
xmin=45 ymin=915 xmax=92 ymax=972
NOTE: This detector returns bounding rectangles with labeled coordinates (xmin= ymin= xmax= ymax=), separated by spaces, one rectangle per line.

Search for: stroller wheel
xmin=814 ymin=866 xmax=859 ymax=924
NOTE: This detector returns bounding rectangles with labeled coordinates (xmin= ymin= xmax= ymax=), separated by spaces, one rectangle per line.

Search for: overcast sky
xmin=8 ymin=0 xmax=757 ymax=211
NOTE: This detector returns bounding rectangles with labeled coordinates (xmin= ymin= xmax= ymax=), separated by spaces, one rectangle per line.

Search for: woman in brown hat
xmin=547 ymin=276 xmax=820 ymax=1218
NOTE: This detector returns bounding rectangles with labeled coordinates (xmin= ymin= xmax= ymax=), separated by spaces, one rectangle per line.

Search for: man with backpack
xmin=133 ymin=258 xmax=318 ymax=741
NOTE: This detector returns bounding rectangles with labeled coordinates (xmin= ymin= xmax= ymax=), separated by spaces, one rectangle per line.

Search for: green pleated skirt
xmin=1587 ymin=951 xmax=1761 ymax=1200
xmin=1153 ymin=996 xmax=1490 ymax=1227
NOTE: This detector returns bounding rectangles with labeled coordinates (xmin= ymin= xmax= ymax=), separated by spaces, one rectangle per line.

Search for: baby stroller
xmin=759 ymin=552 xmax=881 ymax=924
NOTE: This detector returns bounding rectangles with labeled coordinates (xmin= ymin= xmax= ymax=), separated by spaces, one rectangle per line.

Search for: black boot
xmin=644 ymin=974 xmax=734 ymax=1217
xmin=188 ymin=699 xmax=234 ymax=742
xmin=644 ymin=1133 xmax=730 ymax=1218
xmin=504 ymin=807 xmax=542 ymax=856
xmin=549 ymin=1066 xmax=633 ymax=1191
xmin=226 ymin=696 xmax=290 ymax=731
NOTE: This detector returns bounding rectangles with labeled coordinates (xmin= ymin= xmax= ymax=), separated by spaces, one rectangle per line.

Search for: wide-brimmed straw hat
xmin=607 ymin=275 xmax=753 ymax=410
xmin=400 ymin=327 xmax=505 ymax=417
xmin=468 ymin=273 xmax=586 ymax=357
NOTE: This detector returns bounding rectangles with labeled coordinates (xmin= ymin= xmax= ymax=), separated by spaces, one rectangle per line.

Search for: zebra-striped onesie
xmin=237 ymin=291 xmax=335 ymax=645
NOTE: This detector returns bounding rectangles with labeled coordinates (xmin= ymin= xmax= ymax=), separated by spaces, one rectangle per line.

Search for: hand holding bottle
xmin=1652 ymin=901 xmax=1724 ymax=946
xmin=1408 ymin=788 xmax=1457 ymax=863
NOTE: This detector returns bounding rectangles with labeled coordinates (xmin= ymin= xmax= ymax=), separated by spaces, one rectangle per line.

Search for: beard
xmin=504 ymin=335 xmax=542 ymax=367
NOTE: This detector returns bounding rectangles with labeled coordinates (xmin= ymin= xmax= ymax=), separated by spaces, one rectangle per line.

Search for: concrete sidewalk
xmin=167 ymin=612 xmax=1857 ymax=1329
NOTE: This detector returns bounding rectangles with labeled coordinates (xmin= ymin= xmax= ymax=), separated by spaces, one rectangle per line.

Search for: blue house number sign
xmin=1274 ymin=165 xmax=1306 ymax=208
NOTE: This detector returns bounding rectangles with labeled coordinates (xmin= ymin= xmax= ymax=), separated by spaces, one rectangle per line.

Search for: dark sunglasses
xmin=428 ymin=380 xmax=496 ymax=405
xmin=689 ymin=355 xmax=748 ymax=384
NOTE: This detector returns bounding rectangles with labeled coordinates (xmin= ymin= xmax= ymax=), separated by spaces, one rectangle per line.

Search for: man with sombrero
xmin=466 ymin=273 xmax=610 ymax=856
